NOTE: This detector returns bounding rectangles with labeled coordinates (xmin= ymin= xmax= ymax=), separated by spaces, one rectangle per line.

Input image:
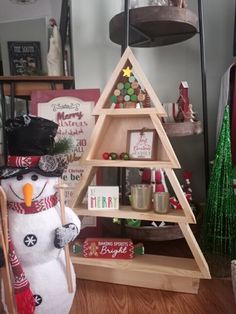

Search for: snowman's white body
xmin=1 ymin=172 xmax=81 ymax=314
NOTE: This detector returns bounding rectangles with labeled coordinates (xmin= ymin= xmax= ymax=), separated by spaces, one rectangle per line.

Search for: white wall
xmin=71 ymin=0 xmax=235 ymax=202
xmin=0 ymin=0 xmax=52 ymax=22
xmin=0 ymin=0 xmax=62 ymax=23
xmin=0 ymin=0 xmax=63 ymax=23
xmin=50 ymin=0 xmax=63 ymax=25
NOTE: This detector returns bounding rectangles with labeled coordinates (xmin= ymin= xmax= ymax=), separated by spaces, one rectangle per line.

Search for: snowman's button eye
xmin=16 ymin=175 xmax=23 ymax=181
xmin=31 ymin=175 xmax=38 ymax=181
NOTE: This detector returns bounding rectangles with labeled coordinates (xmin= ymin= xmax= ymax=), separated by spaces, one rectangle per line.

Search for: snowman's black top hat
xmin=0 ymin=115 xmax=68 ymax=179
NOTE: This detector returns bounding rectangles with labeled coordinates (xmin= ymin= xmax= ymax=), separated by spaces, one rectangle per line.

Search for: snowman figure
xmin=0 ymin=115 xmax=81 ymax=314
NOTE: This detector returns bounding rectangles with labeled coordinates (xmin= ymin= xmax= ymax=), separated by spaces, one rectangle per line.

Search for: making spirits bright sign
xmin=83 ymin=238 xmax=134 ymax=259
xmin=88 ymin=186 xmax=119 ymax=210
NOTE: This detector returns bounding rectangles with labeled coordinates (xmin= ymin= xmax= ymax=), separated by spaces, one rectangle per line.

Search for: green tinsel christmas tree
xmin=201 ymin=105 xmax=236 ymax=266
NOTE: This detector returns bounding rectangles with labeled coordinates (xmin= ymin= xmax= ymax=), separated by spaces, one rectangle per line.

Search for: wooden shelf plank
xmin=0 ymin=75 xmax=74 ymax=81
xmin=92 ymin=108 xmax=166 ymax=117
xmin=81 ymin=159 xmax=179 ymax=168
xmin=71 ymin=254 xmax=204 ymax=279
xmin=72 ymin=254 xmax=201 ymax=293
xmin=0 ymin=75 xmax=74 ymax=96
xmin=73 ymin=205 xmax=195 ymax=223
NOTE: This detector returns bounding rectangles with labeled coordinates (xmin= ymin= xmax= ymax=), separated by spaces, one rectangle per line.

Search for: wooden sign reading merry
xmin=88 ymin=186 xmax=119 ymax=210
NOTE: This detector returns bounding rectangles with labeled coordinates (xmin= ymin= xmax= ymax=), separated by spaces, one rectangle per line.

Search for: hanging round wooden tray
xmin=109 ymin=6 xmax=198 ymax=47
xmin=102 ymin=204 xmax=202 ymax=241
xmin=163 ymin=121 xmax=202 ymax=137
xmin=102 ymin=220 xmax=183 ymax=241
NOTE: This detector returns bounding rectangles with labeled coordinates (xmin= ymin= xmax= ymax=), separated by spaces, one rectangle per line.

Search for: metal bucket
xmin=131 ymin=184 xmax=152 ymax=212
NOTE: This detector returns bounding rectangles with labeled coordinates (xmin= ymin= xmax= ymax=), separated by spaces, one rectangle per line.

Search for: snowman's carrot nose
xmin=23 ymin=183 xmax=33 ymax=207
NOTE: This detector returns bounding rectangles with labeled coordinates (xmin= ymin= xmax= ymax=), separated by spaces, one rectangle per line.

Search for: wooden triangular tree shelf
xmin=70 ymin=47 xmax=210 ymax=294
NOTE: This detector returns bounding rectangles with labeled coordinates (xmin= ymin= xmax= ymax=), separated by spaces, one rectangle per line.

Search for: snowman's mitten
xmin=54 ymin=223 xmax=79 ymax=249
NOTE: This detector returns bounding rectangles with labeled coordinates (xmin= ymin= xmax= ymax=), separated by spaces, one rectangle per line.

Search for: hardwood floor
xmin=1 ymin=238 xmax=235 ymax=313
xmin=70 ymin=278 xmax=235 ymax=314
xmin=69 ymin=237 xmax=236 ymax=314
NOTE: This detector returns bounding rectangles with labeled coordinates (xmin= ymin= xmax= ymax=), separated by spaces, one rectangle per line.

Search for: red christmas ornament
xmin=102 ymin=152 xmax=110 ymax=160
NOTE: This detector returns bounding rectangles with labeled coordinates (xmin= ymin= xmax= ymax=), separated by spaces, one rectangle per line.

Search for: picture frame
xmin=127 ymin=128 xmax=157 ymax=160
xmin=8 ymin=41 xmax=42 ymax=75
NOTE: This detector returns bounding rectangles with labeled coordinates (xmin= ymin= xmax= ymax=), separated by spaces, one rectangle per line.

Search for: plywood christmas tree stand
xmin=70 ymin=47 xmax=210 ymax=294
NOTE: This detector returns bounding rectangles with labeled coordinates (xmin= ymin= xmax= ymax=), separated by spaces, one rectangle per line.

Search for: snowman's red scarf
xmin=7 ymin=193 xmax=58 ymax=214
xmin=7 ymin=192 xmax=58 ymax=313
xmin=8 ymin=235 xmax=35 ymax=314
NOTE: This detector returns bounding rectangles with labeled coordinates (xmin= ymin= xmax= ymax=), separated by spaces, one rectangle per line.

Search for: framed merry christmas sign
xmin=31 ymin=89 xmax=101 ymax=237
xmin=127 ymin=128 xmax=157 ymax=160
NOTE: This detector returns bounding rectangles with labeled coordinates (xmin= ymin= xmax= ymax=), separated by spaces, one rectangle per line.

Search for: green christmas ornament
xmin=111 ymin=95 xmax=117 ymax=103
xmin=131 ymin=94 xmax=137 ymax=101
xmin=201 ymin=105 xmax=236 ymax=260
xmin=117 ymin=82 xmax=124 ymax=90
xmin=124 ymin=95 xmax=130 ymax=101
xmin=127 ymin=88 xmax=134 ymax=95
xmin=124 ymin=82 xmax=131 ymax=90
xmin=128 ymin=76 xmax=136 ymax=83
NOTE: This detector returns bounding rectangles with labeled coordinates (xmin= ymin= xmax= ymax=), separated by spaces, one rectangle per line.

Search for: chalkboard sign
xmin=8 ymin=41 xmax=42 ymax=75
